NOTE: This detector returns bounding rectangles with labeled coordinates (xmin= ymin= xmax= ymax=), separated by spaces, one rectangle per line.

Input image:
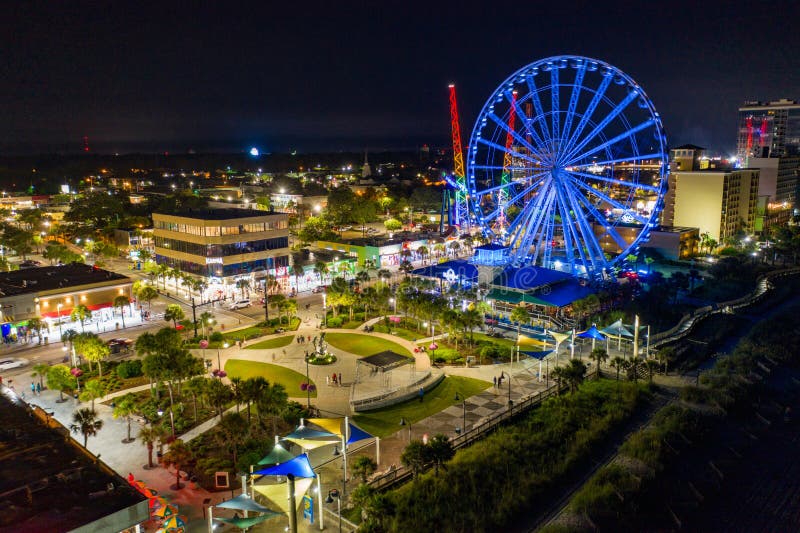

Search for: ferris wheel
xmin=466 ymin=55 xmax=668 ymax=278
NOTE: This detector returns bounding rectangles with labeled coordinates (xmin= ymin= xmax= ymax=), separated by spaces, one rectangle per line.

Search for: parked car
xmin=18 ymin=260 xmax=41 ymax=269
xmin=0 ymin=358 xmax=28 ymax=371
xmin=228 ymin=299 xmax=251 ymax=310
xmin=311 ymin=286 xmax=325 ymax=294
xmin=107 ymin=338 xmax=133 ymax=355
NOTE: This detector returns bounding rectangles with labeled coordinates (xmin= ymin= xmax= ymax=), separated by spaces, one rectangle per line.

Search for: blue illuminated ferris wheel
xmin=466 ymin=56 xmax=668 ymax=279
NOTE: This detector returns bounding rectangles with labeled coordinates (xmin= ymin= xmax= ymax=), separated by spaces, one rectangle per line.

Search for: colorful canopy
xmin=215 ymin=494 xmax=277 ymax=513
xmin=153 ymin=504 xmax=178 ymax=519
xmin=214 ymin=514 xmax=275 ymax=530
xmin=519 ymin=350 xmax=553 ymax=360
xmin=307 ymin=417 xmax=344 ymax=436
xmin=577 ymin=326 xmax=606 ymax=340
xmin=253 ymin=453 xmax=316 ymax=478
xmin=285 ymin=426 xmax=336 ymax=439
xmin=518 ymin=334 xmax=549 ymax=347
xmin=252 ymin=478 xmax=314 ymax=514
xmin=548 ymin=331 xmax=571 ymax=345
xmin=601 ymin=319 xmax=634 ymax=338
xmin=346 ymin=423 xmax=372 ymax=445
xmin=149 ymin=496 xmax=168 ymax=510
xmin=161 ymin=515 xmax=187 ymax=531
xmin=257 ymin=443 xmax=296 ymax=465
xmin=283 ymin=425 xmax=341 ymax=449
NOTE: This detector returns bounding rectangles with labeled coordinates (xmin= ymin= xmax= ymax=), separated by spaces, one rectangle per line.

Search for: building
xmin=0 ymin=263 xmax=133 ymax=337
xmin=316 ymin=231 xmax=444 ymax=269
xmin=663 ymin=169 xmax=759 ymax=243
xmin=737 ymin=99 xmax=800 ymax=164
xmin=593 ymin=224 xmax=700 ymax=260
xmin=0 ymin=393 xmax=149 ymax=532
xmin=152 ymin=208 xmax=290 ymax=291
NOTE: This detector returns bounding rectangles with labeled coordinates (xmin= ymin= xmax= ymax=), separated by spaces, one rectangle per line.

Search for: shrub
xmin=210 ymin=331 xmax=224 ymax=342
xmin=327 ymin=317 xmax=344 ymax=328
xmin=116 ymin=360 xmax=143 ymax=379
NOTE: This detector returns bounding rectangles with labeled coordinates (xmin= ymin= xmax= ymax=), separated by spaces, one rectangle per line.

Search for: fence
xmin=350 ymin=371 xmax=443 ymax=412
xmin=368 ymin=381 xmax=564 ymax=492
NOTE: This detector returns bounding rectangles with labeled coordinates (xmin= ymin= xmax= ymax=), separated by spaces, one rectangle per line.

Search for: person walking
xmin=326 ymin=375 xmax=330 ymax=386
xmin=338 ymin=372 xmax=342 ymax=386
xmin=418 ymin=387 xmax=424 ymax=403
xmin=31 ymin=382 xmax=36 ymax=396
xmin=493 ymin=376 xmax=497 ymax=388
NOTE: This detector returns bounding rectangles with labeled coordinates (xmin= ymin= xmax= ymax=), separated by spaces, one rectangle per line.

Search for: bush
xmin=116 ymin=360 xmax=143 ymax=379
xmin=210 ymin=331 xmax=224 ymax=342
xmin=327 ymin=317 xmax=344 ymax=328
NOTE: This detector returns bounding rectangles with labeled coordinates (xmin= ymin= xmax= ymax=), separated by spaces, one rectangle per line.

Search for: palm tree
xmin=216 ymin=412 xmax=249 ymax=466
xmin=138 ymin=424 xmax=164 ymax=469
xmin=199 ymin=311 xmax=214 ymax=339
xmin=157 ymin=263 xmax=170 ymax=290
xmin=510 ymin=306 xmax=529 ymax=340
xmin=377 ymin=269 xmax=392 ymax=283
xmin=27 ymin=317 xmax=46 ymax=344
xmin=427 ymin=434 xmax=454 ymax=476
xmin=183 ymin=376 xmax=208 ymax=423
xmin=610 ymin=356 xmax=626 ymax=381
xmin=113 ymin=393 xmax=138 ymax=443
xmin=79 ymin=379 xmax=106 ymax=411
xmin=113 ymin=295 xmax=130 ymax=328
xmin=356 ymin=270 xmax=371 ymax=285
xmin=164 ymin=304 xmax=185 ymax=328
xmin=589 ymin=347 xmax=608 ymax=379
xmin=240 ymin=376 xmax=268 ymax=423
xmin=416 ymin=245 xmax=429 ymax=263
xmin=313 ymin=260 xmax=329 ymax=283
xmin=32 ymin=362 xmax=50 ymax=388
xmin=163 ymin=439 xmax=194 ymax=490
xmin=351 ymin=455 xmax=378 ymax=483
xmin=70 ymin=304 xmax=91 ymax=332
xmin=137 ymin=285 xmax=159 ymax=310
xmin=644 ymin=360 xmax=660 ymax=383
xmin=401 ymin=440 xmax=429 ymax=477
xmin=235 ymin=278 xmax=251 ymax=299
xmin=255 ymin=383 xmax=288 ymax=435
xmin=70 ymin=407 xmax=103 ymax=448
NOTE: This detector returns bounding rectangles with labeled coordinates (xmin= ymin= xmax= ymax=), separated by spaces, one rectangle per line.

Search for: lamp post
xmin=304 ymin=350 xmax=311 ymax=409
xmin=389 ymin=297 xmax=396 ymax=314
xmin=501 ymin=371 xmax=512 ymax=407
xmin=217 ymin=342 xmax=229 ymax=374
xmin=57 ymin=303 xmax=63 ymax=339
xmin=322 ymin=293 xmax=327 ymax=328
xmin=454 ymin=392 xmax=466 ymax=434
xmin=325 ymin=488 xmax=342 ymax=533
xmin=158 ymin=408 xmax=175 ymax=437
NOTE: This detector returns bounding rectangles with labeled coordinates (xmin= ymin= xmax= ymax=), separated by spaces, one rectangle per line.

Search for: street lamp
xmin=500 ymin=371 xmax=512 ymax=407
xmin=157 ymin=408 xmax=175 ymax=437
xmin=454 ymin=392 xmax=466 ymax=434
xmin=217 ymin=342 xmax=229 ymax=374
xmin=304 ymin=350 xmax=311 ymax=409
xmin=325 ymin=488 xmax=342 ymax=533
xmin=56 ymin=303 xmax=63 ymax=339
xmin=389 ymin=298 xmax=396 ymax=314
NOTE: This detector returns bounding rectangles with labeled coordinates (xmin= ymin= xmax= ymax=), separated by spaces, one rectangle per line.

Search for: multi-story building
xmin=152 ymin=209 xmax=290 ymax=291
xmin=737 ymin=99 xmax=800 ymax=163
xmin=663 ymin=169 xmax=759 ymax=243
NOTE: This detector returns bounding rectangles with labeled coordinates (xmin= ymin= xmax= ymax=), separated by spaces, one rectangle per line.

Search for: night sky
xmin=2 ymin=0 xmax=799 ymax=155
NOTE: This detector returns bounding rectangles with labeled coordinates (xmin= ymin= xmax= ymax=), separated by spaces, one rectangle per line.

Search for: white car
xmin=0 ymin=358 xmax=28 ymax=371
xmin=228 ymin=299 xmax=251 ymax=310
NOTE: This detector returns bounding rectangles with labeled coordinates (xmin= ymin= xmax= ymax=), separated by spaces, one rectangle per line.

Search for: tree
xmin=70 ymin=407 xmax=103 ymax=448
xmin=589 ymin=347 xmax=608 ymax=380
xmin=510 ymin=307 xmax=529 ymax=340
xmin=313 ymin=260 xmax=329 ymax=283
xmin=32 ymin=362 xmax=50 ymax=388
xmin=138 ymin=424 xmax=164 ymax=469
xmin=427 ymin=434 xmax=454 ymax=476
xmin=255 ymin=383 xmax=289 ymax=435
xmin=351 ymin=455 xmax=378 ymax=483
xmin=204 ymin=378 xmax=233 ymax=419
xmin=27 ymin=317 xmax=46 ymax=344
xmin=610 ymin=356 xmax=626 ymax=381
xmin=79 ymin=379 xmax=106 ymax=411
xmin=644 ymin=360 xmax=660 ymax=383
xmin=135 ymin=285 xmax=158 ymax=311
xmin=184 ymin=376 xmax=208 ymax=423
xmin=46 ymin=364 xmax=73 ymax=402
xmin=216 ymin=412 xmax=249 ymax=467
xmin=377 ymin=269 xmax=392 ymax=283
xmin=70 ymin=304 xmax=91 ymax=332
xmin=164 ymin=304 xmax=185 ymax=328
xmin=235 ymin=279 xmax=251 ymax=299
xmin=113 ymin=295 xmax=130 ymax=328
xmin=555 ymin=359 xmax=587 ymax=393
xmin=656 ymin=347 xmax=674 ymax=374
xmin=162 ymin=439 xmax=193 ymax=490
xmin=401 ymin=440 xmax=429 ymax=477
xmin=384 ymin=218 xmax=402 ymax=231
xmin=74 ymin=333 xmax=110 ymax=377
xmin=113 ymin=393 xmax=138 ymax=443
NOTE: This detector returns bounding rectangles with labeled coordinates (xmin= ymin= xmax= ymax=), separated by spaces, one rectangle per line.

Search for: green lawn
xmin=325 ymin=332 xmax=412 ymax=357
xmin=353 ymin=375 xmax=491 ymax=437
xmin=222 ymin=326 xmax=264 ymax=342
xmin=245 ymin=335 xmax=295 ymax=350
xmin=472 ymin=332 xmax=517 ymax=350
xmin=225 ymin=359 xmax=317 ymax=398
xmin=373 ymin=324 xmax=423 ymax=342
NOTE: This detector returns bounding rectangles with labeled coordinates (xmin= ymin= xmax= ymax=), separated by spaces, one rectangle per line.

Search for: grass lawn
xmin=223 ymin=326 xmax=264 ymax=342
xmin=245 ymin=335 xmax=295 ymax=350
xmin=353 ymin=375 xmax=491 ymax=437
xmin=472 ymin=332 xmax=517 ymax=350
xmin=325 ymin=332 xmax=412 ymax=357
xmin=225 ymin=359 xmax=317 ymax=398
xmin=373 ymin=324 xmax=422 ymax=342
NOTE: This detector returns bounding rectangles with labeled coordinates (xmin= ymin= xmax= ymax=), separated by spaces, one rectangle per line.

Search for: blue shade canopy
xmin=214 ymin=514 xmax=276 ymax=529
xmin=253 ymin=453 xmax=316 ymax=478
xmin=601 ymin=319 xmax=634 ymax=338
xmin=577 ymin=326 xmax=606 ymax=340
xmin=215 ymin=494 xmax=277 ymax=513
xmin=519 ymin=350 xmax=553 ymax=360
xmin=346 ymin=423 xmax=373 ymax=445
xmin=257 ymin=443 xmax=296 ymax=465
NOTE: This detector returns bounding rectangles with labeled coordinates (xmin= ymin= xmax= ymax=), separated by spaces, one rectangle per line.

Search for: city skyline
xmin=2 ymin=0 xmax=799 ymax=155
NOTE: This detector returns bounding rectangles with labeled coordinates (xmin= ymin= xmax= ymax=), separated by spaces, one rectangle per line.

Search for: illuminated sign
xmin=205 ymin=257 xmax=224 ymax=264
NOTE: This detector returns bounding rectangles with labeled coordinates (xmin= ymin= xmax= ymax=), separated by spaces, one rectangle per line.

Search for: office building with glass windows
xmin=153 ymin=208 xmax=290 ymax=289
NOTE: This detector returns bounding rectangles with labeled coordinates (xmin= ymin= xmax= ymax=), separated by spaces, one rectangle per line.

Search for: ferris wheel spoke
xmin=503 ymin=175 xmax=548 ymax=206
xmin=505 ymin=177 xmax=551 ymax=240
xmin=565 ymin=119 xmax=655 ymax=166
xmin=471 ymin=165 xmax=534 ymax=172
xmin=487 ymin=112 xmax=546 ymax=161
xmin=561 ymin=65 xmax=586 ymax=146
xmin=560 ymin=90 xmax=640 ymax=164
xmin=524 ymin=75 xmax=554 ymax=148
xmin=501 ymin=92 xmax=548 ymax=151
xmin=570 ymin=153 xmax=665 ymax=168
xmin=476 ymin=137 xmax=541 ymax=166
xmin=516 ymin=188 xmax=556 ymax=264
xmin=567 ymin=170 xmax=659 ymax=193
xmin=568 ymin=183 xmax=630 ymax=250
xmin=550 ymin=67 xmax=560 ymax=141
xmin=570 ymin=178 xmax=648 ymax=225
xmin=473 ymin=170 xmax=547 ymax=199
xmin=560 ymin=74 xmax=613 ymax=161
xmin=562 ymin=181 xmax=607 ymax=271
xmin=551 ymin=183 xmax=581 ymax=273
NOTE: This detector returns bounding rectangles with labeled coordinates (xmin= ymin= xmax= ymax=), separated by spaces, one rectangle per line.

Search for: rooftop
xmin=154 ymin=208 xmax=281 ymax=220
xmin=0 ymin=392 xmax=147 ymax=532
xmin=0 ymin=263 xmax=129 ymax=297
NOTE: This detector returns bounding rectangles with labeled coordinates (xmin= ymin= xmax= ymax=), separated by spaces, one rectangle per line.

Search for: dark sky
xmin=2 ymin=0 xmax=799 ymax=155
